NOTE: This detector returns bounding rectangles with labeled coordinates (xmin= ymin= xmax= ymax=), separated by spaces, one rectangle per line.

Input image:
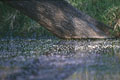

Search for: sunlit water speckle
xmin=0 ymin=39 xmax=120 ymax=80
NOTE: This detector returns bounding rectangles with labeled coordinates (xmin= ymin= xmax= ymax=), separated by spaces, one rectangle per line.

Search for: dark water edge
xmin=0 ymin=36 xmax=57 ymax=40
xmin=0 ymin=38 xmax=120 ymax=80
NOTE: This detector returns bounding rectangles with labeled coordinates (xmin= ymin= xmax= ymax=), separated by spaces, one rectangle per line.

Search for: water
xmin=0 ymin=39 xmax=120 ymax=80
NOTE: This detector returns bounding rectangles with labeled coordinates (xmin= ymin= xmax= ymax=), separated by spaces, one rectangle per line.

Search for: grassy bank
xmin=0 ymin=0 xmax=120 ymax=38
xmin=69 ymin=0 xmax=120 ymax=26
xmin=69 ymin=0 xmax=120 ymax=36
xmin=0 ymin=2 xmax=53 ymax=38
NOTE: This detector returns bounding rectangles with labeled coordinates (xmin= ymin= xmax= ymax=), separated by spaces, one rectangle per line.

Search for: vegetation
xmin=0 ymin=0 xmax=120 ymax=38
xmin=0 ymin=2 xmax=53 ymax=38
xmin=69 ymin=0 xmax=120 ymax=36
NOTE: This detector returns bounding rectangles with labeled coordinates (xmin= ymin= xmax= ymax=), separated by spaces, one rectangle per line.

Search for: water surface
xmin=0 ymin=39 xmax=120 ymax=80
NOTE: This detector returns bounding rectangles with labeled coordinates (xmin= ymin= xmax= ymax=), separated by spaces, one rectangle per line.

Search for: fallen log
xmin=2 ymin=0 xmax=112 ymax=39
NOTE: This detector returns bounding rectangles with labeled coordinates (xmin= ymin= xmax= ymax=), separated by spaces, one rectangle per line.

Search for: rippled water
xmin=0 ymin=39 xmax=120 ymax=80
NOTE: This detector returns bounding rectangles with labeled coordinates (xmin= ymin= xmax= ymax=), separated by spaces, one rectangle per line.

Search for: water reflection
xmin=0 ymin=39 xmax=120 ymax=80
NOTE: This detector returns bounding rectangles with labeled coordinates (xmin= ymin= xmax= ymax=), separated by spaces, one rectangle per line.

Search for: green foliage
xmin=69 ymin=0 xmax=120 ymax=35
xmin=0 ymin=2 xmax=53 ymax=38
xmin=0 ymin=0 xmax=120 ymax=38
xmin=69 ymin=0 xmax=120 ymax=25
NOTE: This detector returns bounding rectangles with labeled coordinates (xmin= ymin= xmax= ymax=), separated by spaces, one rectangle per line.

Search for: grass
xmin=69 ymin=0 xmax=120 ymax=36
xmin=0 ymin=2 xmax=53 ymax=38
xmin=0 ymin=0 xmax=120 ymax=38
xmin=69 ymin=0 xmax=120 ymax=25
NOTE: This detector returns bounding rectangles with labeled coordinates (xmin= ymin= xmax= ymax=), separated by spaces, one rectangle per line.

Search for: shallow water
xmin=0 ymin=39 xmax=120 ymax=80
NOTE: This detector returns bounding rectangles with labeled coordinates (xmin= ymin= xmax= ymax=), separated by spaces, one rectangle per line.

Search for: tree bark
xmin=2 ymin=0 xmax=112 ymax=39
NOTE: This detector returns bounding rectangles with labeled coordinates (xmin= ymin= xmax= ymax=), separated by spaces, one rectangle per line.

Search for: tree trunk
xmin=2 ymin=0 xmax=112 ymax=39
